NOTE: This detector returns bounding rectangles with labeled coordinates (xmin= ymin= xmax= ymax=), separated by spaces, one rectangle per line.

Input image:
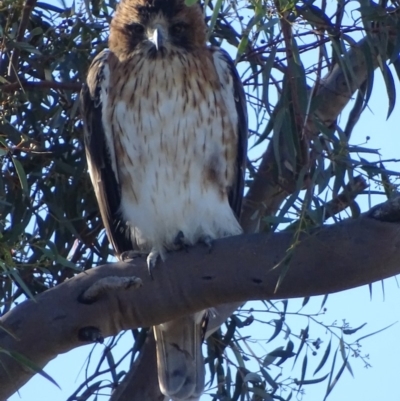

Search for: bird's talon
xmin=173 ymin=230 xmax=185 ymax=247
xmin=120 ymin=250 xmax=145 ymax=262
xmin=146 ymin=250 xmax=159 ymax=280
xmin=173 ymin=230 xmax=190 ymax=252
xmin=201 ymin=235 xmax=214 ymax=253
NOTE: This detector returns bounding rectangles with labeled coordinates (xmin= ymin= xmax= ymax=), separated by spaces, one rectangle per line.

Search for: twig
xmin=323 ymin=175 xmax=368 ymax=220
xmin=286 ymin=175 xmax=369 ymax=232
xmin=1 ymin=80 xmax=82 ymax=93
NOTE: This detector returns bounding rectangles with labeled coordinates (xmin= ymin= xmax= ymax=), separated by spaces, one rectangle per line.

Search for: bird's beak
xmin=149 ymin=26 xmax=163 ymax=51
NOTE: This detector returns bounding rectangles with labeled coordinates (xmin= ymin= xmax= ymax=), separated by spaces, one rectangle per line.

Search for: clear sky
xmin=8 ymin=1 xmax=400 ymax=401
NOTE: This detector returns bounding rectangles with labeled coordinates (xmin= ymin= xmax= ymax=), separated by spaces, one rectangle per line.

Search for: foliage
xmin=0 ymin=0 xmax=399 ymax=399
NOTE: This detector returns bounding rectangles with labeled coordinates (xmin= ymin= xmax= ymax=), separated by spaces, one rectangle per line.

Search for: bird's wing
xmin=154 ymin=313 xmax=205 ymax=401
xmin=211 ymin=47 xmax=248 ymax=219
xmin=80 ymin=50 xmax=132 ymax=257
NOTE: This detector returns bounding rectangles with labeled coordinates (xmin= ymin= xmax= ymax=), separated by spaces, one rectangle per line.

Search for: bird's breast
xmin=103 ymin=52 xmax=241 ymax=249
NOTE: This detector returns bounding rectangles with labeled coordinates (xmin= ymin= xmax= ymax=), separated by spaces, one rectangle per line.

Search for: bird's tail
xmin=154 ymin=312 xmax=206 ymax=401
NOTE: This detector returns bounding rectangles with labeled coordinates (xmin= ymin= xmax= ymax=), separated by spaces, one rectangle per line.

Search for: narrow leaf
xmin=293 ymin=325 xmax=309 ymax=367
xmin=356 ymin=321 xmax=398 ymax=342
xmin=379 ymin=63 xmax=396 ymax=119
xmin=296 ymin=373 xmax=329 ymax=386
xmin=263 ymin=346 xmax=284 ymax=367
xmin=314 ymin=340 xmax=331 ymax=375
xmin=298 ymin=354 xmax=308 ymax=390
xmin=268 ymin=318 xmax=283 ymax=343
xmin=325 ymin=355 xmax=347 ymax=400
xmin=1 ymin=350 xmax=59 ymax=388
xmin=343 ymin=323 xmax=367 ymax=335
xmin=207 ymin=0 xmax=223 ymax=40
xmin=260 ymin=368 xmax=278 ymax=391
xmin=320 ymin=294 xmax=329 ymax=310
xmin=11 ymin=158 xmax=29 ymax=195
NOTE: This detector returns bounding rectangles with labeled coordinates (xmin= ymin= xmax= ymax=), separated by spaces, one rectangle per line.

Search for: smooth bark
xmin=1 ymin=200 xmax=400 ymax=399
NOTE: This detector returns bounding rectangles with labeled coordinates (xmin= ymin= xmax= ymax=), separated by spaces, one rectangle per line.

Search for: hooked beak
xmin=149 ymin=26 xmax=163 ymax=51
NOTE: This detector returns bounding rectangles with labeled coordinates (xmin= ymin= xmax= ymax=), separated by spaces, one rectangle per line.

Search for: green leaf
xmin=11 ymin=158 xmax=29 ymax=195
xmin=6 ymin=267 xmax=35 ymax=300
xmin=314 ymin=340 xmax=331 ymax=375
xmin=237 ymin=36 xmax=249 ymax=57
xmin=230 ymin=343 xmax=246 ymax=369
xmin=282 ymin=299 xmax=288 ymax=316
xmin=320 ymin=294 xmax=328 ymax=309
xmin=324 ymin=348 xmax=338 ymax=400
xmin=244 ymin=372 xmax=262 ymax=383
xmin=259 ymin=18 xmax=280 ymax=31
xmin=348 ymin=146 xmax=380 ymax=154
xmin=298 ymin=354 xmax=308 ymax=390
xmin=36 ymin=2 xmax=66 ymax=12
xmin=272 ymin=107 xmax=286 ymax=176
xmin=324 ymin=353 xmax=347 ymax=400
xmin=296 ymin=373 xmax=329 ymax=386
xmin=207 ymin=0 xmax=223 ymax=40
xmin=267 ymin=318 xmax=283 ymax=343
xmin=262 ymin=46 xmax=277 ymax=115
xmin=356 ymin=322 xmax=398 ymax=342
xmin=8 ymin=41 xmax=42 ymax=55
xmin=55 ymin=254 xmax=80 ymax=270
xmin=302 ymin=297 xmax=310 ymax=307
xmin=293 ymin=325 xmax=308 ymax=367
xmin=28 ymin=27 xmax=44 ymax=38
xmin=379 ymin=63 xmax=396 ymax=119
xmin=296 ymin=4 xmax=333 ymax=30
xmin=343 ymin=323 xmax=367 ymax=335
xmin=0 ymin=349 xmax=59 ymax=388
xmin=339 ymin=334 xmax=354 ymax=378
xmin=276 ymin=341 xmax=295 ymax=365
xmin=260 ymin=367 xmax=278 ymax=391
xmin=263 ymin=346 xmax=284 ymax=367
xmin=232 ymin=368 xmax=245 ymax=401
xmin=361 ymin=42 xmax=375 ymax=111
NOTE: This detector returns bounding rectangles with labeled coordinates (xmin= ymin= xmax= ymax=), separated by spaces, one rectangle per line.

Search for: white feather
xmin=101 ymin=50 xmax=242 ymax=254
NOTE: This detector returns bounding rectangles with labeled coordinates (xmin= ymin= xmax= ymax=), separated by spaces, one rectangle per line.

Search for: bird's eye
xmin=171 ymin=22 xmax=186 ymax=35
xmin=128 ymin=23 xmax=145 ymax=35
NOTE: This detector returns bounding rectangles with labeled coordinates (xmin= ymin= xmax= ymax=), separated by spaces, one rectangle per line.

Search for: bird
xmin=80 ymin=0 xmax=247 ymax=399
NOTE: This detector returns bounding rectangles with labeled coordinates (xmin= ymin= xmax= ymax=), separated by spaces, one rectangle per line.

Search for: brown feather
xmin=109 ymin=0 xmax=206 ymax=60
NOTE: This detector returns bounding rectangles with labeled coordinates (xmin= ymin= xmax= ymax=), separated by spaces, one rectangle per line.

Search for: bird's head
xmin=109 ymin=0 xmax=207 ymax=60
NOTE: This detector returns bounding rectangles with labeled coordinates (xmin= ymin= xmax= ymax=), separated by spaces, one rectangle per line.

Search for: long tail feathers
xmin=154 ymin=312 xmax=205 ymax=401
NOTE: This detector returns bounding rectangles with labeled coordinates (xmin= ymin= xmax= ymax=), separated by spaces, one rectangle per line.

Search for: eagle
xmin=80 ymin=0 xmax=247 ymax=399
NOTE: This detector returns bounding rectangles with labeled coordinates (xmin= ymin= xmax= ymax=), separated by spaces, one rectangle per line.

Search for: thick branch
xmin=1 ymin=201 xmax=400 ymax=399
xmin=109 ymin=333 xmax=165 ymax=401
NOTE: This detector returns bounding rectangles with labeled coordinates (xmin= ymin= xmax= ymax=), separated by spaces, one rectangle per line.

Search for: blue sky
xmin=8 ymin=0 xmax=400 ymax=400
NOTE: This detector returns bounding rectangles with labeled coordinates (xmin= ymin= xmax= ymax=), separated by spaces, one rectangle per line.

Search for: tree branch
xmin=241 ymin=21 xmax=397 ymax=233
xmin=0 ymin=80 xmax=82 ymax=93
xmin=1 ymin=198 xmax=400 ymax=400
xmin=109 ymin=333 xmax=165 ymax=401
